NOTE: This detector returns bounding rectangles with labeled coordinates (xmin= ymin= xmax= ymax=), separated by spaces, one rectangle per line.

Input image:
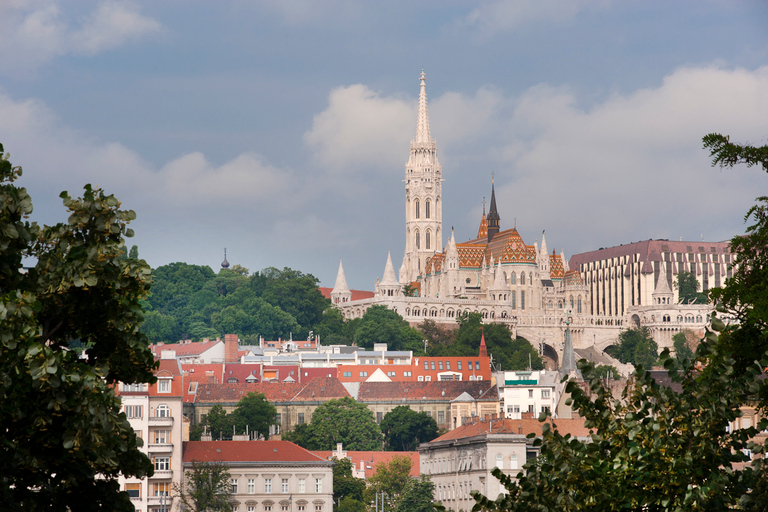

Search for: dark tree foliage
xmin=428 ymin=312 xmax=543 ymax=370
xmin=231 ymin=391 xmax=277 ymax=438
xmin=472 ymin=331 xmax=768 ymax=512
xmin=364 ymin=454 xmax=415 ymax=512
xmin=173 ymin=460 xmax=232 ymax=512
xmin=354 ymin=305 xmax=423 ymax=351
xmin=380 ymin=406 xmax=439 ymax=451
xmin=605 ymin=327 xmax=658 ymax=369
xmin=675 ymin=270 xmax=707 ymax=304
xmin=333 ymin=457 xmax=366 ymax=510
xmin=672 ymin=330 xmax=696 ymax=363
xmin=0 ymin=145 xmax=156 ymax=511
xmin=142 ymin=263 xmax=330 ymax=342
xmin=396 ymin=475 xmax=439 ymax=512
xmin=283 ymin=397 xmax=382 ymax=451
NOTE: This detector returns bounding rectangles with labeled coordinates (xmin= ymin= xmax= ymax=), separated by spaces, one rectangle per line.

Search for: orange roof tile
xmin=550 ymin=251 xmax=564 ymax=279
xmin=432 ymin=417 xmax=590 ymax=442
xmin=319 ymin=287 xmax=375 ymax=301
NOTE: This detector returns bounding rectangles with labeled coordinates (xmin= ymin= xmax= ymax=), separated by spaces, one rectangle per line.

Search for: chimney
xmin=225 ymin=334 xmax=239 ymax=363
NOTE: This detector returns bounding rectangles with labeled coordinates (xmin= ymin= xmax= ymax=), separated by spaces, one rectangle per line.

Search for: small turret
xmin=487 ymin=178 xmax=500 ymax=242
xmin=330 ymin=260 xmax=352 ymax=305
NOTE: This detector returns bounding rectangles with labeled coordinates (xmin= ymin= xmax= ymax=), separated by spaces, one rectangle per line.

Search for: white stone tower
xmin=330 ymin=260 xmax=352 ymax=305
xmin=402 ymin=70 xmax=442 ymax=284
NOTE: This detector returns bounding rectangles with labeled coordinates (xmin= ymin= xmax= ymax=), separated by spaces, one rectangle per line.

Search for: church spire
xmin=415 ymin=70 xmax=431 ymax=144
xmin=487 ymin=176 xmax=500 ymax=242
xmin=330 ymin=260 xmax=352 ymax=305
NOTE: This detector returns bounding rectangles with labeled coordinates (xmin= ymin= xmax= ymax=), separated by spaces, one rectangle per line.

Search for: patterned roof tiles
xmin=456 ymin=245 xmax=485 ymax=268
xmin=549 ymin=251 xmax=564 ymax=279
xmin=563 ymin=269 xmax=583 ymax=286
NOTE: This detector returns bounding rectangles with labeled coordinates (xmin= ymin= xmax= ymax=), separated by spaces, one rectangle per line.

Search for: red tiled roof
xmin=223 ymin=363 xmax=262 ymax=383
xmin=358 ymin=381 xmax=497 ymax=402
xmin=184 ymin=440 xmax=330 ymax=463
xmin=293 ymin=377 xmax=351 ymax=401
xmin=549 ymin=251 xmax=564 ymax=279
xmin=195 ymin=382 xmax=305 ymax=403
xmin=313 ymin=451 xmax=420 ymax=478
xmin=151 ymin=340 xmax=221 ymax=357
xmin=568 ymin=239 xmax=732 ymax=272
xmin=433 ymin=417 xmax=590 ymax=442
xmin=319 ymin=287 xmax=375 ymax=301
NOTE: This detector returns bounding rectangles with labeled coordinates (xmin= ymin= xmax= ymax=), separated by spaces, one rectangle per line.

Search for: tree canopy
xmin=173 ymin=460 xmax=232 ymax=512
xmin=283 ymin=397 xmax=382 ymax=451
xmin=333 ymin=457 xmax=366 ymax=510
xmin=142 ymin=264 xmax=330 ymax=343
xmin=364 ymin=454 xmax=415 ymax=512
xmin=0 ymin=145 xmax=156 ymax=510
xmin=380 ymin=406 xmax=439 ymax=451
xmin=675 ymin=270 xmax=707 ymax=304
xmin=231 ymin=391 xmax=277 ymax=439
xmin=353 ymin=305 xmax=423 ymax=352
xmin=605 ymin=326 xmax=658 ymax=369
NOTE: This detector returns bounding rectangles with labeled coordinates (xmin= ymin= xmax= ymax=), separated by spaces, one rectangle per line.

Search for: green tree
xmin=283 ymin=397 xmax=382 ymax=451
xmin=256 ymin=267 xmax=330 ymax=339
xmin=333 ymin=457 xmax=366 ymax=509
xmin=364 ymin=454 xmax=414 ymax=512
xmin=203 ymin=404 xmax=233 ymax=440
xmin=315 ymin=306 xmax=350 ymax=345
xmin=704 ymin=133 xmax=768 ymax=375
xmin=173 ymin=460 xmax=232 ymax=512
xmin=472 ymin=334 xmax=768 ymax=511
xmin=605 ymin=327 xmax=658 ymax=368
xmin=231 ymin=392 xmax=277 ymax=439
xmin=675 ymin=270 xmax=707 ymax=304
xmin=354 ymin=305 xmax=422 ymax=351
xmin=0 ymin=145 xmax=156 ymax=510
xmin=380 ymin=406 xmax=439 ymax=451
xmin=594 ymin=364 xmax=619 ymax=380
xmin=395 ymin=476 xmax=438 ymax=512
xmin=338 ymin=497 xmax=367 ymax=512
xmin=672 ymin=329 xmax=697 ymax=362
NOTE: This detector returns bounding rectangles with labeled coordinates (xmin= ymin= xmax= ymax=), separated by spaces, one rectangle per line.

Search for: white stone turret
xmin=652 ymin=261 xmax=674 ymax=305
xmin=403 ymin=70 xmax=442 ymax=283
xmin=538 ymin=230 xmax=551 ymax=279
xmin=378 ymin=252 xmax=402 ymax=298
xmin=330 ymin=260 xmax=352 ymax=305
xmin=489 ymin=260 xmax=508 ymax=301
xmin=443 ymin=229 xmax=460 ymax=297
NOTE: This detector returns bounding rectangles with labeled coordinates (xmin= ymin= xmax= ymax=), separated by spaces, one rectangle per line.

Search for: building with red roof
xmin=183 ymin=441 xmax=334 ymax=512
xmin=313 ymin=443 xmax=419 ymax=479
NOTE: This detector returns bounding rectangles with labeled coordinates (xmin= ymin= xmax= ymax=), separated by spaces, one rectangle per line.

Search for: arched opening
xmin=415 ymin=199 xmax=420 ymax=219
xmin=426 ymin=199 xmax=431 ymax=219
xmin=542 ymin=343 xmax=559 ymax=370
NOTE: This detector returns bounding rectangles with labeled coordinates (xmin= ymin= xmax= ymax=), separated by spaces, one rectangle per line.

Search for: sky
xmin=1 ymin=0 xmax=767 ymax=290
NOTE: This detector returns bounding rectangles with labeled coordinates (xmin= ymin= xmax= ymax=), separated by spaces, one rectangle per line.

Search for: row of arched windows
xmin=414 ymin=229 xmax=431 ymax=250
xmin=414 ymin=198 xmax=432 ymax=219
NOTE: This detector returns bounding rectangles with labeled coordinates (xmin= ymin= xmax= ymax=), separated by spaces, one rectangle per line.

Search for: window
xmin=156 ymin=404 xmax=170 ymax=418
xmin=154 ymin=457 xmax=170 ymax=471
xmin=298 ymin=479 xmax=306 ymax=493
xmin=276 ymin=413 xmax=281 ymax=425
xmin=511 ymin=290 xmax=516 ymax=309
xmin=343 ymin=371 xmax=351 ymax=377
xmin=298 ymin=506 xmax=306 ymax=512
xmin=188 ymin=382 xmax=198 ymax=394
xmin=426 ymin=199 xmax=431 ymax=219
xmin=438 ymin=361 xmax=443 ymax=370
xmin=528 ymin=405 xmax=534 ymax=413
xmin=231 ymin=479 xmax=239 ymax=494
xmin=359 ymin=371 xmax=368 ymax=377
xmin=265 ymin=478 xmax=272 ymax=493
xmin=125 ymin=483 xmax=141 ymax=498
xmin=121 ymin=383 xmax=146 ymax=392
xmin=457 ymin=361 xmax=462 ymax=370
xmin=387 ymin=371 xmax=395 ymax=377
xmin=467 ymin=361 xmax=473 ymax=370
xmin=521 ymin=273 xmax=525 ymax=285
xmin=282 ymin=505 xmax=289 ymax=512
xmin=542 ymin=406 xmax=551 ymax=413
xmin=496 ymin=454 xmax=503 ymax=469
xmin=438 ymin=410 xmax=445 ymax=423
xmin=430 ymin=361 xmax=435 ymax=370
xmin=282 ymin=478 xmax=289 ymax=493
xmin=315 ymin=479 xmax=322 ymax=493
xmin=446 ymin=361 xmax=450 ymax=370
xmin=418 ymin=376 xmax=424 ymax=381
xmin=265 ymin=505 xmax=273 ymax=512
xmin=475 ymin=361 xmax=480 ymax=370
xmin=510 ymin=453 xmax=518 ymax=470
xmin=426 ymin=230 xmax=431 ymax=250
xmin=158 ymin=379 xmax=171 ymax=393
xmin=377 ymin=412 xmax=383 ymax=423
xmin=125 ymin=405 xmax=143 ymax=418
xmin=528 ymin=389 xmax=534 ymax=398
xmin=425 ymin=376 xmax=431 ymax=381
xmin=403 ymin=371 xmax=412 ymax=377
xmin=248 ymin=507 xmax=256 ymax=512
xmin=154 ymin=429 xmax=170 ymax=444
xmin=415 ymin=199 xmax=420 ymax=219
xmin=424 ymin=361 xmax=429 ymax=370
xmin=416 ymin=231 xmax=420 ymax=249
xmin=298 ymin=413 xmax=305 ymax=425
xmin=521 ymin=291 xmax=525 ymax=310
xmin=315 ymin=505 xmax=323 ymax=512
xmin=248 ymin=479 xmax=255 ymax=494
xmin=541 ymin=390 xmax=550 ymax=399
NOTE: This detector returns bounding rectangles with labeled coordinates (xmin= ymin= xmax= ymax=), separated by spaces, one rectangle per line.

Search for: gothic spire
xmin=415 ymin=70 xmax=432 ymax=144
xmin=487 ymin=177 xmax=500 ymax=242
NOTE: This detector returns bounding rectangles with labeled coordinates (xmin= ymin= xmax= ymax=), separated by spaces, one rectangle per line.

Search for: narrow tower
xmin=487 ymin=178 xmax=500 ymax=242
xmin=402 ymin=70 xmax=442 ymax=284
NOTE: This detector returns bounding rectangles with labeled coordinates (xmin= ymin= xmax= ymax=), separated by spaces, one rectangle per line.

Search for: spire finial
xmin=415 ymin=70 xmax=431 ymax=143
xmin=482 ymin=196 xmax=486 ymax=215
xmin=221 ymin=248 xmax=230 ymax=269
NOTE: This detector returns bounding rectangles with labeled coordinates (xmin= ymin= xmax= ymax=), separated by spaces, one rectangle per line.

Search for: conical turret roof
xmin=380 ymin=252 xmax=399 ymax=286
xmin=331 ymin=260 xmax=350 ymax=294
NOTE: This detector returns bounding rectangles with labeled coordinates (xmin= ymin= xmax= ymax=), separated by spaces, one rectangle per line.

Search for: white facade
xmin=498 ymin=370 xmax=560 ymax=419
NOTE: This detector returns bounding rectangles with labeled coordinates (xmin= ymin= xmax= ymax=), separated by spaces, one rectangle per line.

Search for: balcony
xmin=148 ymin=443 xmax=174 ymax=453
xmin=149 ymin=469 xmax=173 ymax=480
xmin=148 ymin=416 xmax=174 ymax=426
xmin=147 ymin=496 xmax=173 ymax=506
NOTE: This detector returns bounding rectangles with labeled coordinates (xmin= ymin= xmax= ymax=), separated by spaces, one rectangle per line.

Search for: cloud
xmin=493 ymin=65 xmax=768 ymax=252
xmin=0 ymin=0 xmax=161 ymax=72
xmin=304 ymin=84 xmax=414 ymax=172
xmin=464 ymin=0 xmax=609 ymax=35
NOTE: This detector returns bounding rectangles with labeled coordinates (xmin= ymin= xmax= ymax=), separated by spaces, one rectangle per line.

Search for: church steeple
xmin=487 ymin=177 xmax=500 ymax=242
xmin=403 ymin=71 xmax=442 ymax=284
xmin=477 ymin=197 xmax=488 ymax=239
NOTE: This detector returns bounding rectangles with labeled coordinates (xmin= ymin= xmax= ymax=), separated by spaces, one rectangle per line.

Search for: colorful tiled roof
xmin=563 ymin=269 xmax=583 ymax=286
xmin=477 ymin=213 xmax=488 ymax=239
xmin=456 ymin=244 xmax=486 ymax=268
xmin=151 ymin=340 xmax=221 ymax=357
xmin=432 ymin=417 xmax=590 ymax=442
xmin=549 ymin=251 xmax=564 ymax=279
xmin=183 ymin=440 xmax=330 ymax=463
